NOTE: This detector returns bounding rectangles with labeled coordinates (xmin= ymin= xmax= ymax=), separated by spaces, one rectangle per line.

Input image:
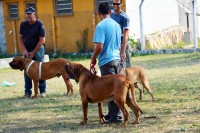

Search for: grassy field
xmin=0 ymin=53 xmax=200 ymax=133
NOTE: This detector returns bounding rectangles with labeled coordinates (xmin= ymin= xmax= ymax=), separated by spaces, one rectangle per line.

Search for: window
xmin=55 ymin=0 xmax=72 ymax=15
xmin=96 ymin=0 xmax=113 ymax=11
xmin=8 ymin=3 xmax=19 ymax=19
xmin=26 ymin=2 xmax=36 ymax=9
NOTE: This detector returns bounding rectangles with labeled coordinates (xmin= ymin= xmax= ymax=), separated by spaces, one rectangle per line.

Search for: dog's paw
xmin=100 ymin=117 xmax=106 ymax=124
xmin=152 ymin=98 xmax=156 ymax=102
xmin=80 ymin=121 xmax=86 ymax=125
xmin=31 ymin=95 xmax=37 ymax=99
xmin=133 ymin=120 xmax=139 ymax=124
xmin=121 ymin=122 xmax=127 ymax=128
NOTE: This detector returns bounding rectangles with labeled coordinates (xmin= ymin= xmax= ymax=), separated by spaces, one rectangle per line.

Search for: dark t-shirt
xmin=111 ymin=10 xmax=130 ymax=42
xmin=19 ymin=20 xmax=45 ymax=52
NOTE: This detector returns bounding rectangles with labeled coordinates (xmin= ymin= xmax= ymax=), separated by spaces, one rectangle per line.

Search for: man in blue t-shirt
xmin=19 ymin=7 xmax=46 ymax=98
xmin=90 ymin=2 xmax=123 ymax=123
xmin=111 ymin=0 xmax=132 ymax=68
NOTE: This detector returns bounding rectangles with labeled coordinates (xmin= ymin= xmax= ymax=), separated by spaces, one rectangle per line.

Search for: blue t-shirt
xmin=93 ymin=18 xmax=121 ymax=66
xmin=111 ymin=10 xmax=130 ymax=41
xmin=19 ymin=20 xmax=46 ymax=52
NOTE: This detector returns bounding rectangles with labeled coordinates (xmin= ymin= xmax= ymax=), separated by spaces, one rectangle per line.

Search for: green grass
xmin=0 ymin=53 xmax=200 ymax=133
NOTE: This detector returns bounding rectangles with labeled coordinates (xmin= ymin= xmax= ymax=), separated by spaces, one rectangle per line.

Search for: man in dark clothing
xmin=19 ymin=7 xmax=46 ymax=98
xmin=111 ymin=0 xmax=131 ymax=68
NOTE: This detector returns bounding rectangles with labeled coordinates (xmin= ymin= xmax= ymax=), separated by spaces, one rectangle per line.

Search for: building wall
xmin=127 ymin=0 xmax=181 ymax=39
xmin=127 ymin=0 xmax=200 ymax=40
xmin=0 ymin=0 xmax=6 ymax=53
xmin=2 ymin=0 xmax=127 ymax=54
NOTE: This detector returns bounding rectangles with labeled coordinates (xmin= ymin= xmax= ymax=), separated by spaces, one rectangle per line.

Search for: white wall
xmin=126 ymin=0 xmax=180 ymax=39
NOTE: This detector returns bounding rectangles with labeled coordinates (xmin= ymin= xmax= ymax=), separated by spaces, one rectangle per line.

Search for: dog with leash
xmin=120 ymin=66 xmax=155 ymax=101
xmin=9 ymin=56 xmax=73 ymax=98
xmin=65 ymin=63 xmax=143 ymax=128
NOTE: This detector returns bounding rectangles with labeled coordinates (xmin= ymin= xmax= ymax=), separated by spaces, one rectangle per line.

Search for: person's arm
xmin=29 ymin=37 xmax=45 ymax=58
xmin=120 ymin=28 xmax=129 ymax=59
xmin=90 ymin=43 xmax=103 ymax=67
xmin=18 ymin=34 xmax=29 ymax=57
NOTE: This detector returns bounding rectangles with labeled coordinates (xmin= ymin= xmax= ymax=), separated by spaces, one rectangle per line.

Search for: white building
xmin=126 ymin=0 xmax=200 ymax=40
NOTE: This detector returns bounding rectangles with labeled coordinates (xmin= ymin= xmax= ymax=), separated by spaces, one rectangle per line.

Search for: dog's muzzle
xmin=9 ymin=62 xmax=20 ymax=70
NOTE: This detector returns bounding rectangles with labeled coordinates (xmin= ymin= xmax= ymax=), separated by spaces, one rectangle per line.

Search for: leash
xmin=119 ymin=59 xmax=126 ymax=73
xmin=90 ymin=64 xmax=97 ymax=75
xmin=120 ymin=59 xmax=125 ymax=68
xmin=90 ymin=67 xmax=97 ymax=75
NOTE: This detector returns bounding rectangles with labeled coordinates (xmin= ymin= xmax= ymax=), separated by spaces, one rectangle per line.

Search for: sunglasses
xmin=113 ymin=3 xmax=121 ymax=6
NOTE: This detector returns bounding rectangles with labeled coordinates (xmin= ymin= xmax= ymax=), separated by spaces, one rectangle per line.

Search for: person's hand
xmin=90 ymin=59 xmax=97 ymax=74
xmin=90 ymin=60 xmax=96 ymax=69
xmin=28 ymin=51 xmax=36 ymax=59
xmin=120 ymin=51 xmax=126 ymax=60
xmin=23 ymin=50 xmax=29 ymax=58
xmin=90 ymin=63 xmax=95 ymax=68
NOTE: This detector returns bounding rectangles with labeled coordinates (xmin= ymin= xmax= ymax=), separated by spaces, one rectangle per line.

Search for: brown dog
xmin=9 ymin=56 xmax=73 ymax=98
xmin=65 ymin=63 xmax=142 ymax=128
xmin=120 ymin=66 xmax=155 ymax=101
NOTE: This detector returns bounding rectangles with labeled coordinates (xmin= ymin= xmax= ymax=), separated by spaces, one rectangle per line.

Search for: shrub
xmin=129 ymin=36 xmax=136 ymax=48
xmin=76 ymin=27 xmax=89 ymax=53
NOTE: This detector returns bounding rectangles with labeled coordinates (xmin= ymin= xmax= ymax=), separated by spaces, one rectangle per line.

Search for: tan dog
xmin=120 ymin=66 xmax=155 ymax=101
xmin=65 ymin=63 xmax=142 ymax=128
xmin=9 ymin=56 xmax=73 ymax=98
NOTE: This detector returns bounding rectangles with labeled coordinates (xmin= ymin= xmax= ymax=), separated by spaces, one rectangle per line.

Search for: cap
xmin=25 ymin=7 xmax=35 ymax=14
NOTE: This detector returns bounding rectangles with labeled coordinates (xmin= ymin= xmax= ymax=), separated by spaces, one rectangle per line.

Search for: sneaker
xmin=40 ymin=92 xmax=46 ymax=97
xmin=22 ymin=94 xmax=31 ymax=98
xmin=103 ymin=117 xmax=123 ymax=124
xmin=104 ymin=115 xmax=111 ymax=121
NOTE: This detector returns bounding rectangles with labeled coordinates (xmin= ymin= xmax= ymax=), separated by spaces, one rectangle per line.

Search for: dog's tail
xmin=128 ymin=81 xmax=143 ymax=114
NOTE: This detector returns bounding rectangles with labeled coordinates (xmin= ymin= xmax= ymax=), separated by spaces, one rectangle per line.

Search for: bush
xmin=129 ymin=36 xmax=136 ymax=48
xmin=76 ymin=27 xmax=89 ymax=53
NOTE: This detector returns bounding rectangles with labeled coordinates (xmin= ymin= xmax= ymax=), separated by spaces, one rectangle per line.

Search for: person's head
xmin=112 ymin=0 xmax=122 ymax=13
xmin=25 ymin=7 xmax=36 ymax=24
xmin=98 ymin=2 xmax=111 ymax=20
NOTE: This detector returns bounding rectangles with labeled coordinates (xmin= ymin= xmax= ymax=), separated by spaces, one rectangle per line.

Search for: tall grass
xmin=0 ymin=53 xmax=200 ymax=133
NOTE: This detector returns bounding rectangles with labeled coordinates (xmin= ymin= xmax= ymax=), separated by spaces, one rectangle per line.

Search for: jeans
xmin=24 ymin=45 xmax=46 ymax=95
xmin=122 ymin=41 xmax=132 ymax=68
xmin=99 ymin=59 xmax=123 ymax=120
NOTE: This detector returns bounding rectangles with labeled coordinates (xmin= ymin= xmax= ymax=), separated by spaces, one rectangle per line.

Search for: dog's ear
xmin=18 ymin=59 xmax=24 ymax=71
xmin=65 ymin=64 xmax=76 ymax=80
xmin=74 ymin=64 xmax=82 ymax=78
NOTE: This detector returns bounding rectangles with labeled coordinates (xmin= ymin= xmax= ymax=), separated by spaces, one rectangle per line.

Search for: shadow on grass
xmin=0 ymin=92 xmax=199 ymax=132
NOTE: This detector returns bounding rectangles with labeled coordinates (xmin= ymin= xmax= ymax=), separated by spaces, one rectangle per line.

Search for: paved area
xmin=0 ymin=55 xmax=49 ymax=69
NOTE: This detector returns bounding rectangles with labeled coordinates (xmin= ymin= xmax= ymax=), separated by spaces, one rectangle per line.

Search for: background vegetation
xmin=0 ymin=53 xmax=200 ymax=133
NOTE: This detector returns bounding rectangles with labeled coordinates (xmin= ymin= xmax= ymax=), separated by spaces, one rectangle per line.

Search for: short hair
xmin=113 ymin=0 xmax=123 ymax=3
xmin=98 ymin=2 xmax=110 ymax=15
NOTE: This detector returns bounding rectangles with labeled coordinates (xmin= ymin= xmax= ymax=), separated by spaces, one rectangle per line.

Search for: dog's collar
xmin=26 ymin=60 xmax=35 ymax=76
xmin=22 ymin=58 xmax=29 ymax=70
